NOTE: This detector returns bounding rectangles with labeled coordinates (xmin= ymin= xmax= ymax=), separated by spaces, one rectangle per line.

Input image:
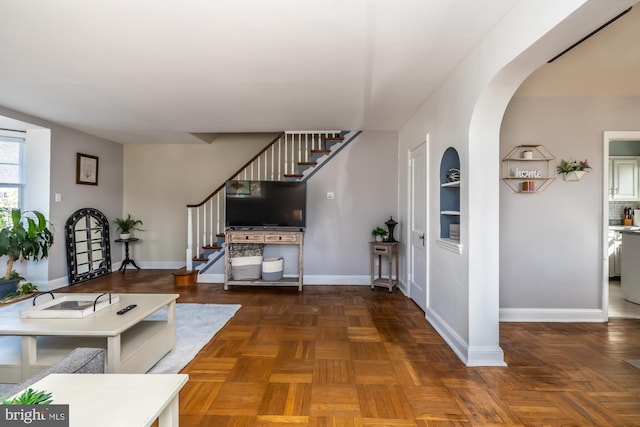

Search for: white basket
xmin=231 ymin=256 xmax=262 ymax=280
xmin=262 ymin=257 xmax=284 ymax=281
xmin=231 ymin=256 xmax=263 ymax=267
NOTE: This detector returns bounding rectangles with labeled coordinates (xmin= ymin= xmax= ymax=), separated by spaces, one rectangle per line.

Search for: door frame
xmin=602 ymin=131 xmax=640 ymax=319
xmin=406 ymin=134 xmax=429 ymax=310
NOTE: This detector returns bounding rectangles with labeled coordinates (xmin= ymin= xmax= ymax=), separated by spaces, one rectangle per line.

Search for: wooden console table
xmin=224 ymin=229 xmax=304 ymax=291
xmin=370 ymin=241 xmax=399 ymax=293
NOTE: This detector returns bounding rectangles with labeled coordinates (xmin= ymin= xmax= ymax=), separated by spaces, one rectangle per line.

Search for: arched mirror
xmin=65 ymin=208 xmax=112 ymax=285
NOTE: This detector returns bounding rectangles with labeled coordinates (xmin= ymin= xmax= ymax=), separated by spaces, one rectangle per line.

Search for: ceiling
xmin=0 ymin=1 xmax=636 ymax=145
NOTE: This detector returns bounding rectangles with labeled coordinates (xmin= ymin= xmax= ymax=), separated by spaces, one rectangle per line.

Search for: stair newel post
xmin=186 ymin=207 xmax=193 ymax=270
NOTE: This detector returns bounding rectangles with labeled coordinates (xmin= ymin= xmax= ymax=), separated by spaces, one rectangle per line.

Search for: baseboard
xmin=197 ymin=273 xmax=224 ymax=283
xmin=39 ymin=276 xmax=69 ymax=291
xmin=499 ymin=308 xmax=607 ymax=322
xmin=302 ymin=275 xmax=371 ymax=285
xmin=196 ymin=274 xmax=372 ymax=285
xmin=135 ymin=261 xmax=184 ymax=269
xmin=426 ymin=308 xmax=506 ymax=367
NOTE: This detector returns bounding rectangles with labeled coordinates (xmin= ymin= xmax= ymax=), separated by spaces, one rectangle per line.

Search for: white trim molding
xmin=427 ymin=308 xmax=506 ymax=367
xmin=500 ymin=308 xmax=607 ymax=322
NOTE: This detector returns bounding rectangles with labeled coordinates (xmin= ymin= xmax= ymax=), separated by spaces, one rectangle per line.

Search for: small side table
xmin=370 ymin=241 xmax=399 ymax=293
xmin=115 ymin=238 xmax=140 ymax=272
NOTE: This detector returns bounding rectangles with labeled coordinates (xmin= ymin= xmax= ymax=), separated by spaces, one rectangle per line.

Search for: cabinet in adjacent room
xmin=609 ymin=229 xmax=622 ymax=278
xmin=610 ymin=157 xmax=639 ymax=201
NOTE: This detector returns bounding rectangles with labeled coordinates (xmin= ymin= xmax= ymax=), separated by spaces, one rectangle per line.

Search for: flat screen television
xmin=225 ymin=180 xmax=306 ymax=229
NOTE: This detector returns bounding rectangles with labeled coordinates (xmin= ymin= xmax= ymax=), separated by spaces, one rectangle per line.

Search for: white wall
xmin=123 ymin=134 xmax=278 ymax=266
xmin=0 ymin=106 xmax=123 ymax=287
xmin=304 ymin=131 xmax=398 ymax=283
xmin=500 ymin=96 xmax=640 ymax=320
xmin=396 ymin=0 xmax=635 ymax=365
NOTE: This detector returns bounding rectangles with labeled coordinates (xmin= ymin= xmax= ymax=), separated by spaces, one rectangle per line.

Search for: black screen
xmin=225 ymin=180 xmax=306 ymax=229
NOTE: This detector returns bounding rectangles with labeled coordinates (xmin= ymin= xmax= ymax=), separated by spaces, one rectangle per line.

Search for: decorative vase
xmin=564 ymin=170 xmax=586 ymax=181
xmin=120 ymin=232 xmax=131 ymax=240
xmin=375 ymin=235 xmax=383 ymax=242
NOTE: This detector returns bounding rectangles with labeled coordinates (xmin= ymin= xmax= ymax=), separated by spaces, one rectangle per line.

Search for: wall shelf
xmin=502 ymin=145 xmax=555 ymax=193
xmin=440 ymin=147 xmax=460 ymax=242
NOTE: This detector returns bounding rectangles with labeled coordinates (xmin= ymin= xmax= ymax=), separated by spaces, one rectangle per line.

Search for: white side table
xmin=13 ymin=373 xmax=187 ymax=427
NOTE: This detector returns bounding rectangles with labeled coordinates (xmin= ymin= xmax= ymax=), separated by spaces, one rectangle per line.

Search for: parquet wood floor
xmin=59 ymin=270 xmax=640 ymax=426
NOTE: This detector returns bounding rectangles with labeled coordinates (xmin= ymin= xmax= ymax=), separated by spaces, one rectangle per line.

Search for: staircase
xmin=185 ymin=130 xmax=362 ymax=274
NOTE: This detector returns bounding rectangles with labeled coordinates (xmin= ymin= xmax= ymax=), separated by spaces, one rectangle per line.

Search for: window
xmin=0 ymin=133 xmax=25 ymax=227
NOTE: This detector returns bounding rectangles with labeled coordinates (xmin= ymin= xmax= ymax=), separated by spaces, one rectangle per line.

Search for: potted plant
xmin=0 ymin=209 xmax=53 ymax=300
xmin=113 ymin=213 xmax=143 ymax=239
xmin=2 ymin=388 xmax=53 ymax=405
xmin=1 ymin=279 xmax=38 ymax=303
xmin=371 ymin=226 xmax=388 ymax=242
xmin=557 ymin=159 xmax=592 ymax=181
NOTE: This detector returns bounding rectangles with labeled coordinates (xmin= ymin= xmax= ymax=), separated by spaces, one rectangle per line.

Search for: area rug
xmin=146 ymin=303 xmax=240 ymax=373
xmin=624 ymin=359 xmax=640 ymax=369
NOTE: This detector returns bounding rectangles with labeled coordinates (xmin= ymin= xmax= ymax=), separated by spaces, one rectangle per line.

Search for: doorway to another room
xmin=604 ymin=131 xmax=640 ymax=319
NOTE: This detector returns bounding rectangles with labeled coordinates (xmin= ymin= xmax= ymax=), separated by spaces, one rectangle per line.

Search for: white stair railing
xmin=186 ymin=130 xmax=340 ymax=270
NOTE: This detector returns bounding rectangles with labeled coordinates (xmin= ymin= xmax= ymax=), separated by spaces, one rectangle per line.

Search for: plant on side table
xmin=371 ymin=226 xmax=388 ymax=242
xmin=0 ymin=209 xmax=54 ymax=301
xmin=113 ymin=213 xmax=144 ymax=239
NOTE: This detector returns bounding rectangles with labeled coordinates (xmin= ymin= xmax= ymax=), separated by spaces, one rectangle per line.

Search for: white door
xmin=409 ymin=142 xmax=427 ymax=312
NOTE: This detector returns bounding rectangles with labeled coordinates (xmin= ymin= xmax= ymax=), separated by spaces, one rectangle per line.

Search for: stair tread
xmin=203 ymin=245 xmax=222 ymax=250
xmin=283 ymin=174 xmax=304 ymax=178
xmin=193 ymin=256 xmax=208 ymax=262
xmin=311 ymin=149 xmax=330 ymax=154
xmin=298 ymin=162 xmax=317 ymax=166
xmin=324 ymin=137 xmax=345 ymax=141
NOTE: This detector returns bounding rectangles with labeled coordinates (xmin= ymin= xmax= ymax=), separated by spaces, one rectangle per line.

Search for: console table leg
xmin=158 ymin=395 xmax=180 ymax=427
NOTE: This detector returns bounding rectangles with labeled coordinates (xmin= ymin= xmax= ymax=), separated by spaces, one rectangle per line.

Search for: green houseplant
xmin=0 ymin=209 xmax=53 ymax=300
xmin=371 ymin=226 xmax=388 ymax=242
xmin=113 ymin=213 xmax=143 ymax=239
xmin=557 ymin=159 xmax=592 ymax=181
xmin=2 ymin=388 xmax=53 ymax=405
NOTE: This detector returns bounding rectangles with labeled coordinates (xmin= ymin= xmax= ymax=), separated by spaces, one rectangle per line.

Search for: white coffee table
xmin=0 ymin=293 xmax=178 ymax=382
xmin=13 ymin=373 xmax=188 ymax=427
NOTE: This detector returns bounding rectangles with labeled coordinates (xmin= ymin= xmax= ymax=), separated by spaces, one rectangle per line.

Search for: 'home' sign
xmin=513 ymin=167 xmax=542 ymax=179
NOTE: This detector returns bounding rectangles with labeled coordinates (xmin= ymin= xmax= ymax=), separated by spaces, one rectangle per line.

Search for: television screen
xmin=225 ymin=180 xmax=306 ymax=229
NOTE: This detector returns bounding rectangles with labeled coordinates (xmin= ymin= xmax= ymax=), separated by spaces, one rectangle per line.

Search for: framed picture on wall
xmin=76 ymin=153 xmax=99 ymax=185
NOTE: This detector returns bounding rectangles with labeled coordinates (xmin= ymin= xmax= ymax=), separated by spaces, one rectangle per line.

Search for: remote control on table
xmin=117 ymin=304 xmax=137 ymax=315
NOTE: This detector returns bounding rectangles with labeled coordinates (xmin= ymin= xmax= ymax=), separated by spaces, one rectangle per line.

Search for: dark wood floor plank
xmin=54 ymin=270 xmax=640 ymax=426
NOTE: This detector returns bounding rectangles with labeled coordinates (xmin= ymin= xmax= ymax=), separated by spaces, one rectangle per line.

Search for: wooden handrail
xmin=186 ymin=132 xmax=285 ymax=208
